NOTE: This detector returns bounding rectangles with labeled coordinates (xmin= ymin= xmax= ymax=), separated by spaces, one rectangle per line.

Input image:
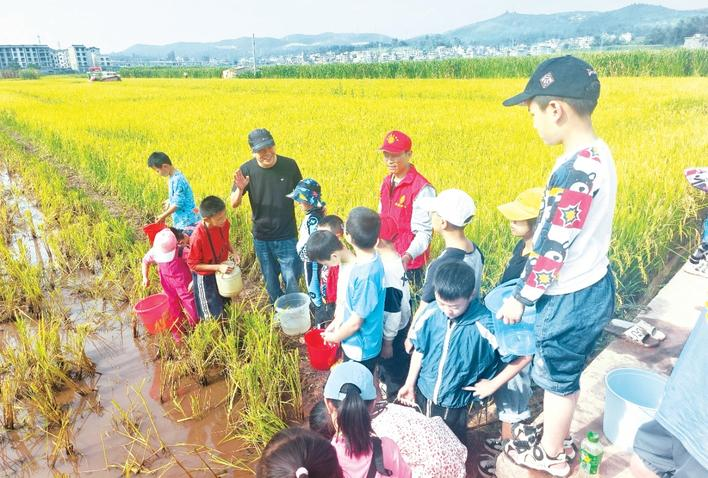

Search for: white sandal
xmin=504 ymin=439 xmax=570 ymax=477
xmin=511 ymin=423 xmax=576 ymax=460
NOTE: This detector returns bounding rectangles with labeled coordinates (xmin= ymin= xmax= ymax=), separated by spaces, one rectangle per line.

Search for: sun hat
xmin=378 ymin=130 xmax=412 ymax=154
xmin=418 ymin=189 xmax=476 ymax=228
xmin=323 ymin=361 xmax=377 ymax=401
xmin=497 ymin=187 xmax=545 ymax=221
xmin=248 ymin=128 xmax=275 ymax=153
xmin=502 ymin=55 xmax=600 ymax=107
xmin=378 ymin=215 xmax=399 ymax=242
xmin=150 ymin=228 xmax=177 ymax=263
xmin=286 ymin=178 xmax=325 ymax=208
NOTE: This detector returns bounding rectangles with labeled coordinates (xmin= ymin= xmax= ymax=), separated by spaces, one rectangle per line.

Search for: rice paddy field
xmin=0 ymin=71 xmax=706 ymax=476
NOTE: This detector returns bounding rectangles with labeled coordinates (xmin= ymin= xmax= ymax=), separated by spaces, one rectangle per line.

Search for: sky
xmin=2 ymin=0 xmax=706 ymax=53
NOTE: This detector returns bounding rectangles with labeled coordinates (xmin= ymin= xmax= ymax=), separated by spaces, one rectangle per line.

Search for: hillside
xmin=112 ymin=4 xmax=708 ymax=59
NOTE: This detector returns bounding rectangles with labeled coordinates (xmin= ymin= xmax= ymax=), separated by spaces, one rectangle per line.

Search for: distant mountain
xmin=112 ymin=32 xmax=393 ymax=60
xmin=111 ymin=4 xmax=708 ymax=60
xmin=416 ymin=4 xmax=708 ymax=45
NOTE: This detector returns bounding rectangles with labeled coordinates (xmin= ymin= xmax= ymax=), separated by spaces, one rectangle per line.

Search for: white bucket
xmin=274 ymin=292 xmax=311 ymax=336
xmin=603 ymin=367 xmax=667 ymax=451
xmin=216 ymin=262 xmax=243 ymax=298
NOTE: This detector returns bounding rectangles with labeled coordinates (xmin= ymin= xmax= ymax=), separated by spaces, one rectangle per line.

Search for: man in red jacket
xmin=378 ymin=130 xmax=435 ymax=289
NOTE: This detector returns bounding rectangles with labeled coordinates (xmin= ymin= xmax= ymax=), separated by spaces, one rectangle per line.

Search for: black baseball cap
xmin=248 ymin=128 xmax=275 ymax=152
xmin=503 ymin=55 xmax=600 ymax=107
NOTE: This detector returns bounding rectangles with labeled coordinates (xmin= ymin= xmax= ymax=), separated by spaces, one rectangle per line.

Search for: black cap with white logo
xmin=503 ymin=55 xmax=600 ymax=107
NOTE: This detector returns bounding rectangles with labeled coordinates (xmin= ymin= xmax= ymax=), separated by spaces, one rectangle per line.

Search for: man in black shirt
xmin=230 ymin=128 xmax=303 ymax=303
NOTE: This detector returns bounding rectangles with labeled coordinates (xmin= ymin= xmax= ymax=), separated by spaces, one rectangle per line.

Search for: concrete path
xmin=496 ymin=265 xmax=707 ymax=477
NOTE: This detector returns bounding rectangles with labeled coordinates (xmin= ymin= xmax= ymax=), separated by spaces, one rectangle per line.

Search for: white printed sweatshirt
xmin=513 ymin=140 xmax=617 ymax=305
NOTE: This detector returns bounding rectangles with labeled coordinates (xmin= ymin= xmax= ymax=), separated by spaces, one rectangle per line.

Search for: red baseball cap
xmin=378 ymin=130 xmax=412 ymax=154
xmin=379 ymin=215 xmax=399 ymax=242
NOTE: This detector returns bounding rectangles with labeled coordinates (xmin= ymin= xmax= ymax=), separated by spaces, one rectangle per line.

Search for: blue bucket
xmin=484 ymin=280 xmax=537 ymax=356
xmin=603 ymin=368 xmax=667 ymax=451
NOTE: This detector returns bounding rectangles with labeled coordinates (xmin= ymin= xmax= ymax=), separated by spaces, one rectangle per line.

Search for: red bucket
xmin=304 ymin=328 xmax=339 ymax=371
xmin=134 ymin=293 xmax=171 ymax=334
xmin=143 ymin=222 xmax=167 ymax=246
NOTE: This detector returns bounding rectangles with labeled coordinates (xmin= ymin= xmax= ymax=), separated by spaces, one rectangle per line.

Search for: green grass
xmin=118 ymin=48 xmax=708 ymax=79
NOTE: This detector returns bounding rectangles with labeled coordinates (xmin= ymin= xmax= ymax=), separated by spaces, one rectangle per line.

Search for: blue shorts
xmin=192 ymin=272 xmax=229 ymax=319
xmin=531 ymin=269 xmax=615 ymax=395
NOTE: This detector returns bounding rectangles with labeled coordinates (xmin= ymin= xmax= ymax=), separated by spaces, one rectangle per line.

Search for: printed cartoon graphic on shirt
xmin=515 ymin=147 xmax=602 ymax=304
xmin=685 ymin=167 xmax=708 ymax=193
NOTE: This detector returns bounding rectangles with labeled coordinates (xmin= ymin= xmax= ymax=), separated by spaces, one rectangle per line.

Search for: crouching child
xmin=141 ymin=228 xmax=198 ymax=340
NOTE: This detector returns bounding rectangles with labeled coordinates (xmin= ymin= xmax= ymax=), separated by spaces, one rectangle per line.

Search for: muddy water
xmin=0 ymin=171 xmax=50 ymax=266
xmin=0 ymin=171 xmax=255 ymax=477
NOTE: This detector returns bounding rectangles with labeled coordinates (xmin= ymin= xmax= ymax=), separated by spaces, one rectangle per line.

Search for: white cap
xmin=419 ymin=189 xmax=476 ymax=227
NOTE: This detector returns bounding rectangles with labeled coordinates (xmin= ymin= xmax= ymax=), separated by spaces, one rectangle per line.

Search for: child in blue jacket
xmin=398 ymin=261 xmax=531 ymax=441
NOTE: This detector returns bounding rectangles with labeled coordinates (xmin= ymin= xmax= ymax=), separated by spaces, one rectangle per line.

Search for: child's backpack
xmin=367 ymin=436 xmax=393 ymax=478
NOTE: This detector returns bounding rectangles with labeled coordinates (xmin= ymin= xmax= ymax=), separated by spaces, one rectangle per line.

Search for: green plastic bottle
xmin=580 ymin=431 xmax=604 ymax=476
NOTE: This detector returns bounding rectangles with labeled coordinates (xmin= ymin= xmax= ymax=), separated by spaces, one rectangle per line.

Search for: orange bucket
xmin=304 ymin=328 xmax=339 ymax=371
xmin=143 ymin=222 xmax=167 ymax=246
xmin=134 ymin=293 xmax=171 ymax=334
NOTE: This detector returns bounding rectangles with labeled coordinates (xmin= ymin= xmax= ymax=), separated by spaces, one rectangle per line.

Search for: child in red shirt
xmin=188 ymin=196 xmax=238 ymax=319
xmin=317 ymin=214 xmax=344 ymax=326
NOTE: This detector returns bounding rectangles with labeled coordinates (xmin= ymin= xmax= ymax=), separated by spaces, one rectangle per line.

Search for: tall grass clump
xmin=119 ymin=66 xmax=224 ymax=79
xmin=256 ymin=48 xmax=708 ymax=79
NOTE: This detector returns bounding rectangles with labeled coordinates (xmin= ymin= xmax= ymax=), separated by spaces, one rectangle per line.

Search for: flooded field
xmin=0 ymin=138 xmax=301 ymax=477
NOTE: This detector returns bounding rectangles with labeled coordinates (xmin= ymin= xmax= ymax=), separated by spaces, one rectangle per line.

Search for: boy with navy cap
xmin=288 ymin=178 xmax=327 ymax=322
xmin=498 ymin=56 xmax=617 ymax=476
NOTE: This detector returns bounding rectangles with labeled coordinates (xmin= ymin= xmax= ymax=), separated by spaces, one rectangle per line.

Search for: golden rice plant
xmin=0 ymin=76 xmax=705 ymax=304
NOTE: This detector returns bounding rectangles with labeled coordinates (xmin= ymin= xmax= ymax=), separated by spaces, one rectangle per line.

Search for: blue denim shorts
xmin=531 ymin=269 xmax=615 ymax=395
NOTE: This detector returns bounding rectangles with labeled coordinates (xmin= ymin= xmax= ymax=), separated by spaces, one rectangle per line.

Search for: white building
xmin=87 ymin=47 xmax=111 ymax=68
xmin=684 ymin=34 xmax=708 ymax=49
xmin=0 ymin=44 xmax=58 ymax=69
xmin=55 ymin=49 xmax=70 ymax=69
xmin=67 ymin=45 xmax=91 ymax=71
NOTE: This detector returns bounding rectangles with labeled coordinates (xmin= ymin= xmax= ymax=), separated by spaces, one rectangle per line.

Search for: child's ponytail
xmin=334 ymin=383 xmax=374 ymax=458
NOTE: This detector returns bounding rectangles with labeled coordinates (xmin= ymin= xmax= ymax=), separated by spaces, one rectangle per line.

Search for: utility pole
xmin=252 ymin=34 xmax=257 ymax=75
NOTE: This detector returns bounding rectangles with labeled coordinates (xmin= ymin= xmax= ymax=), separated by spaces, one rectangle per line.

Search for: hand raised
xmin=233 ymin=170 xmax=250 ymax=191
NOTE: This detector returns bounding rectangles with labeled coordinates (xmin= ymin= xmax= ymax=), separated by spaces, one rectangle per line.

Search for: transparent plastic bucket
xmin=216 ymin=262 xmax=243 ymax=297
xmin=484 ymin=280 xmax=537 ymax=356
xmin=274 ymin=292 xmax=311 ymax=336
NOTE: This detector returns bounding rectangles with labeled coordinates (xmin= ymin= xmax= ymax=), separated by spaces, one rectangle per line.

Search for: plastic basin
xmin=603 ymin=367 xmax=667 ymax=451
xmin=304 ymin=328 xmax=339 ymax=371
xmin=134 ymin=293 xmax=171 ymax=334
xmin=274 ymin=292 xmax=311 ymax=336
